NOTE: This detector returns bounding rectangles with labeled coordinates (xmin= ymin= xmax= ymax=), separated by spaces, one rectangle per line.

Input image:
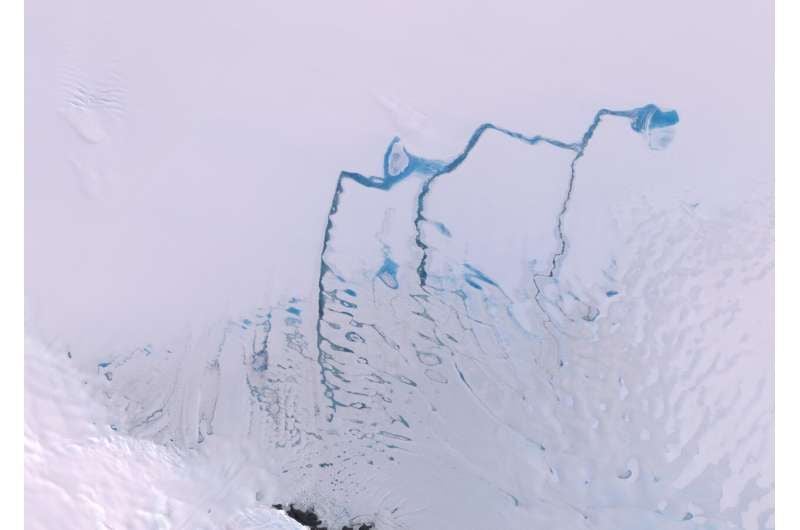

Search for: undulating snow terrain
xmin=26 ymin=0 xmax=773 ymax=529
xmin=24 ymin=335 xmax=303 ymax=530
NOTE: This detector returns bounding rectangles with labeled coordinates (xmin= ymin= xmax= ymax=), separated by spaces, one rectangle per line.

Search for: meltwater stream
xmin=77 ymin=105 xmax=773 ymax=529
xmin=315 ymin=104 xmax=679 ymax=419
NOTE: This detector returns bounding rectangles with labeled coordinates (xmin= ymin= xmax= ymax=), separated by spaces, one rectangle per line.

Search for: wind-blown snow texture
xmin=29 ymin=104 xmax=773 ymax=530
xmin=25 ymin=3 xmax=774 ymax=527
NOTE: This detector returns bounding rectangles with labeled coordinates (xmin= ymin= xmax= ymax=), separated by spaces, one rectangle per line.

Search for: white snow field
xmin=25 ymin=0 xmax=773 ymax=529
xmin=24 ymin=335 xmax=303 ymax=530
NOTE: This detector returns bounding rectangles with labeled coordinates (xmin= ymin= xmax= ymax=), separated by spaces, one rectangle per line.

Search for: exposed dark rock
xmin=273 ymin=503 xmax=374 ymax=530
xmin=286 ymin=504 xmax=323 ymax=527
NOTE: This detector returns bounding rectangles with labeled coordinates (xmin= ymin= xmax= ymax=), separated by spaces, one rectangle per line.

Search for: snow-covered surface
xmin=24 ymin=335 xmax=303 ymax=529
xmin=25 ymin=1 xmax=773 ymax=529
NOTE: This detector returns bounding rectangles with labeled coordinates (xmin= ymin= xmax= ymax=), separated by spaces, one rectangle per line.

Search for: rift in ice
xmin=83 ymin=105 xmax=772 ymax=530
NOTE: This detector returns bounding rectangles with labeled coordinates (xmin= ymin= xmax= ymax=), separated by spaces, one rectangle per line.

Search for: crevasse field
xmin=25 ymin=1 xmax=773 ymax=529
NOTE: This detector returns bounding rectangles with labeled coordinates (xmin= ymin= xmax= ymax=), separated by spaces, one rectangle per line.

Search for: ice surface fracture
xmin=62 ymin=105 xmax=774 ymax=530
